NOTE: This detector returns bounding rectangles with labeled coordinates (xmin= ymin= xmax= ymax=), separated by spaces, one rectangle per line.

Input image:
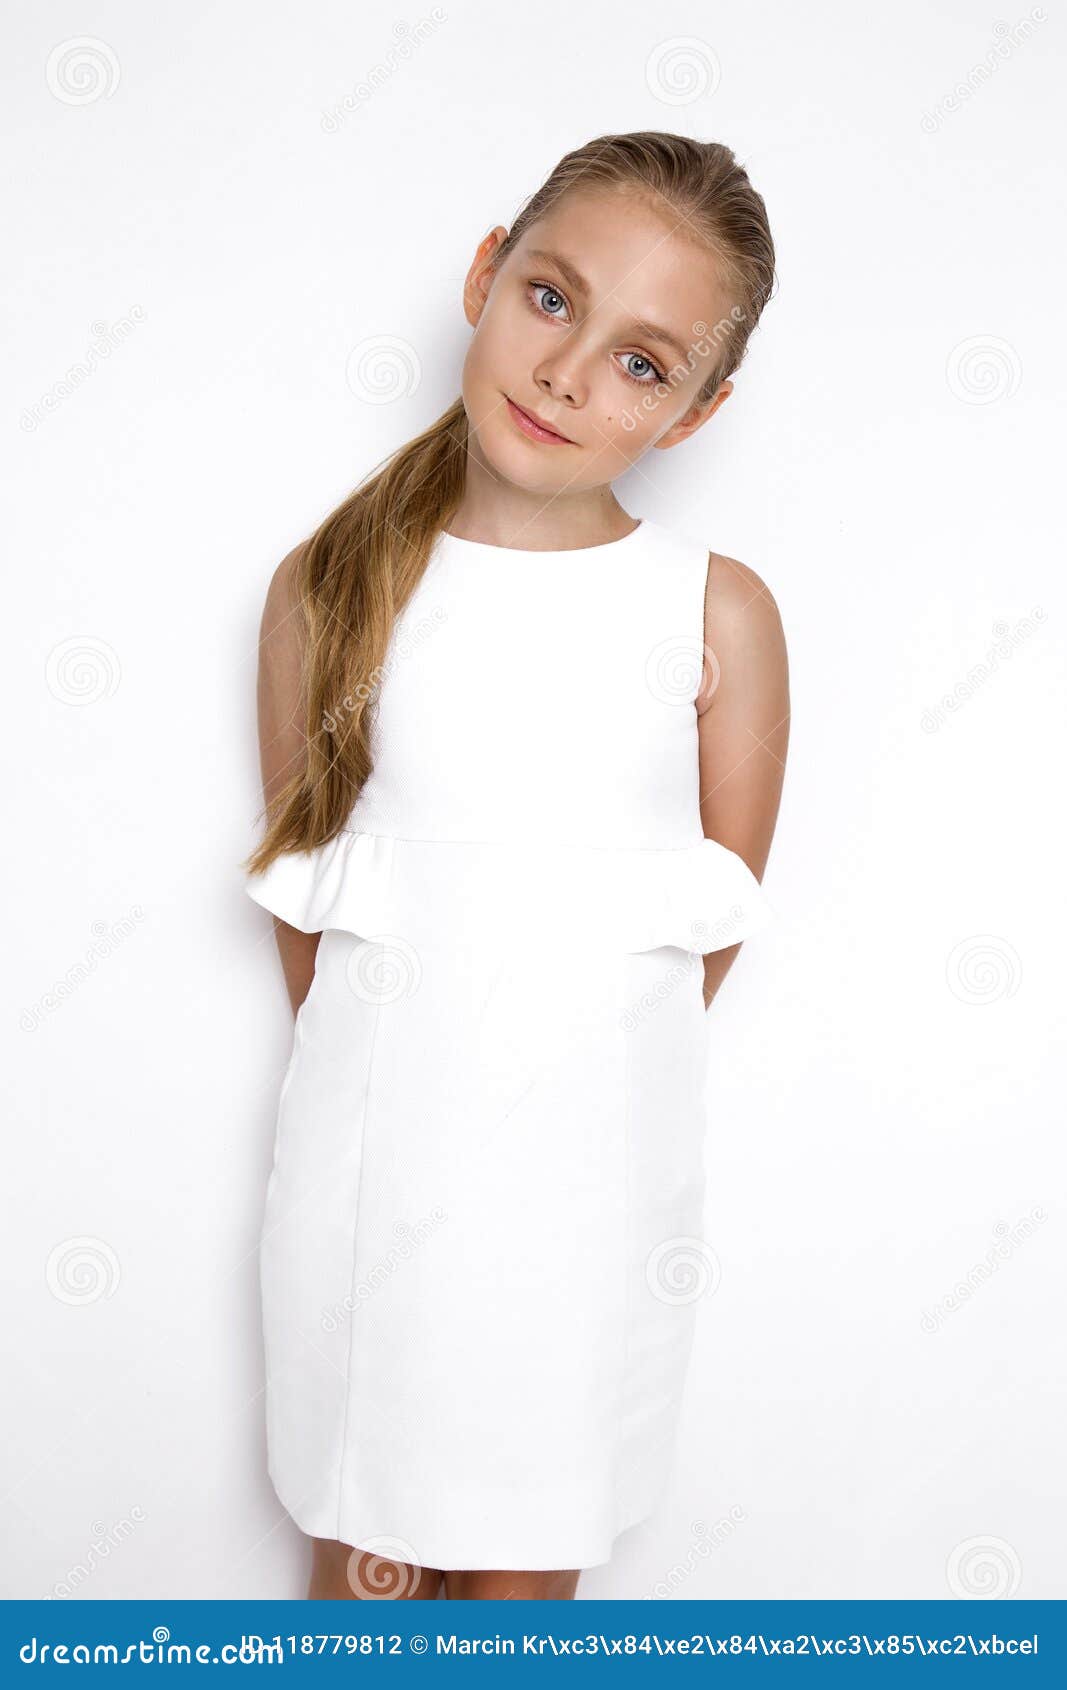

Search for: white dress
xmin=245 ymin=515 xmax=774 ymax=1571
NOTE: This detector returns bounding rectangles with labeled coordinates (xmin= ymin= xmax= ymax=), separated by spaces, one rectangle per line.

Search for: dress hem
xmin=268 ymin=1468 xmax=660 ymax=1573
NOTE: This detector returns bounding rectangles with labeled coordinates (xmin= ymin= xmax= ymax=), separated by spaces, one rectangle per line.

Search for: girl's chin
xmin=469 ymin=425 xmax=577 ymax=489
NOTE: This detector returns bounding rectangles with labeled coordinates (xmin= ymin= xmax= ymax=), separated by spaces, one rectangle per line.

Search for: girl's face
xmin=460 ymin=185 xmax=736 ymax=500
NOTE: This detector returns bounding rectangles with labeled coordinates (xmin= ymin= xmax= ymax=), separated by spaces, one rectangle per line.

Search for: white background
xmin=4 ymin=0 xmax=1063 ymax=1601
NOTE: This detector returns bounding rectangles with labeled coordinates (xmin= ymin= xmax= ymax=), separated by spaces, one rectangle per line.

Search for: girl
xmin=244 ymin=131 xmax=788 ymax=1603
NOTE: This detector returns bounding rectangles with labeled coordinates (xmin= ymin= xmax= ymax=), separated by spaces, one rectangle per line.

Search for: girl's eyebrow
xmin=524 ymin=246 xmax=692 ymax=366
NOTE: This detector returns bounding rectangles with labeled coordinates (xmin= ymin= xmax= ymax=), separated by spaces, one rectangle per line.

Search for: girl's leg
xmin=308 ymin=1537 xmax=444 ymax=1599
xmin=444 ymin=1567 xmax=580 ymax=1600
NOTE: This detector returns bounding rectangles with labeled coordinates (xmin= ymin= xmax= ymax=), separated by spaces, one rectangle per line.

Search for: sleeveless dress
xmin=245 ymin=515 xmax=774 ymax=1571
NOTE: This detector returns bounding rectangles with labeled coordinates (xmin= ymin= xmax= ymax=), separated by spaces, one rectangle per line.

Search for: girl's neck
xmin=445 ymin=485 xmax=638 ymax=554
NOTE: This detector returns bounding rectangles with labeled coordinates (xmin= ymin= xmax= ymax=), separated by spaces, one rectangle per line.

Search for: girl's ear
xmin=653 ymin=380 xmax=734 ymax=451
xmin=463 ymin=225 xmax=510 ymax=327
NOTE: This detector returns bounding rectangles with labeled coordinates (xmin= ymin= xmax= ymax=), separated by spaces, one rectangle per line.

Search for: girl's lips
xmin=504 ymin=396 xmax=574 ymax=444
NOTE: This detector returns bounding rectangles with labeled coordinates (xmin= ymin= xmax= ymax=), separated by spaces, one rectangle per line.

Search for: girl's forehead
xmin=511 ymin=197 xmax=729 ymax=331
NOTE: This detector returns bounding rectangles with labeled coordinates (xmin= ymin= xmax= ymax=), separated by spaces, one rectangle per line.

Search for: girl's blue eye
xmin=619 ymin=352 xmax=665 ymax=387
xmin=530 ymin=283 xmax=567 ymax=318
xmin=527 ymin=283 xmax=666 ymax=386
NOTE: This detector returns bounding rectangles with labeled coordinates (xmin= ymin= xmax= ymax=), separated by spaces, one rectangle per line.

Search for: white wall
xmin=4 ymin=0 xmax=1062 ymax=1600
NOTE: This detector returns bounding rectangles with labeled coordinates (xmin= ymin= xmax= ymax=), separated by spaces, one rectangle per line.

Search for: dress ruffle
xmin=245 ymin=828 xmax=773 ymax=956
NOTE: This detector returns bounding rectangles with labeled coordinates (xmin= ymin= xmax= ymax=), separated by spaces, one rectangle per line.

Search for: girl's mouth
xmin=503 ymin=396 xmax=575 ymax=445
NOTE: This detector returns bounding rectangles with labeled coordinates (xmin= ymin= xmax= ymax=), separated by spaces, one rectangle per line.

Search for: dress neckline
xmin=436 ymin=518 xmax=648 ymax=557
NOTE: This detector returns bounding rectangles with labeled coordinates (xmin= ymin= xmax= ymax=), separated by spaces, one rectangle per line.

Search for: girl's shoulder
xmin=262 ymin=540 xmax=308 ymax=623
xmin=696 ymin=547 xmax=787 ymax=717
xmin=704 ymin=547 xmax=781 ymax=622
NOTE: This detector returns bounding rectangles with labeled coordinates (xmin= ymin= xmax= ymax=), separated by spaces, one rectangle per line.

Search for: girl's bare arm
xmin=696 ymin=551 xmax=790 ymax=1008
xmin=255 ymin=542 xmax=322 ymax=1017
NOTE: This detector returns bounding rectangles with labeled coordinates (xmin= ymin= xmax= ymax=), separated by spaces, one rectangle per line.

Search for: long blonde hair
xmin=244 ymin=131 xmax=776 ymax=876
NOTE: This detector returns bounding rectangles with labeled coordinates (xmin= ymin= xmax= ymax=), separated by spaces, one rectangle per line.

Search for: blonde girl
xmin=245 ymin=130 xmax=788 ymax=1602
